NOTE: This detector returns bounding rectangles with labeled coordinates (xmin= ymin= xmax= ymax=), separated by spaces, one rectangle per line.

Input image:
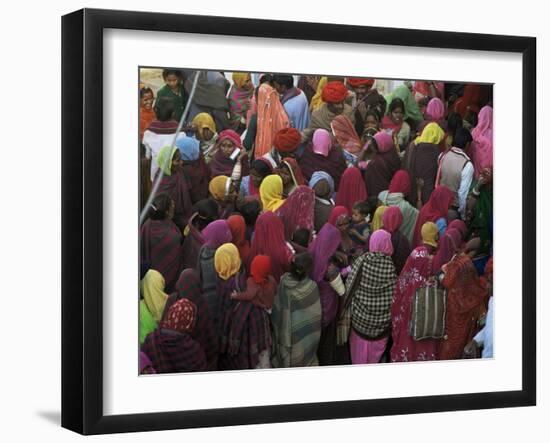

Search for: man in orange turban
xmin=346 ymin=77 xmax=386 ymax=137
xmin=301 ymin=81 xmax=355 ymax=142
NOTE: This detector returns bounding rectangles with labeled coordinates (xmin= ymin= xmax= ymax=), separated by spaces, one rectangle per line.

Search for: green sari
xmin=139 ymin=300 xmax=158 ymax=344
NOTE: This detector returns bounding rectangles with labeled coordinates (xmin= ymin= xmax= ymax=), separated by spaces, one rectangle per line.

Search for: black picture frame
xmin=62 ymin=8 xmax=537 ymax=435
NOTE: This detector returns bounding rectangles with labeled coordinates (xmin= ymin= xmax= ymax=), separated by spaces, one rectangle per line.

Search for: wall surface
xmin=0 ymin=0 xmax=546 ymax=441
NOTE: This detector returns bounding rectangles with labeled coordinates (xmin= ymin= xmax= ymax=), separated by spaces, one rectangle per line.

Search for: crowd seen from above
xmin=138 ymin=69 xmax=494 ymax=374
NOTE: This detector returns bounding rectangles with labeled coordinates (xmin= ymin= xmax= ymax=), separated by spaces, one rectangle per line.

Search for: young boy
xmin=349 ymin=200 xmax=372 ymax=248
xmin=155 ymin=69 xmax=188 ymax=122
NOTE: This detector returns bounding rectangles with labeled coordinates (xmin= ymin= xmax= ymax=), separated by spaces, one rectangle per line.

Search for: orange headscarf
xmin=254 ymin=83 xmax=290 ymax=157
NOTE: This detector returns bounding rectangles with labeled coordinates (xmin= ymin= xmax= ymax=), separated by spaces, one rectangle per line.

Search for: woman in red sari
xmin=249 ymin=211 xmax=293 ymax=282
xmin=335 ymin=166 xmax=368 ymax=214
xmin=438 ymin=253 xmax=488 ymax=360
xmin=432 ymin=227 xmax=462 ymax=273
xmin=227 ymin=214 xmax=251 ymax=265
xmin=140 ymin=193 xmax=183 ymax=293
xmin=390 ymin=221 xmax=440 ymax=362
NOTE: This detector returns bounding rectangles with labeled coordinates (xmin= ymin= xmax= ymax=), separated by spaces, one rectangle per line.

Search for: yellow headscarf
xmin=310 ymin=76 xmax=328 ymax=112
xmin=232 ymin=72 xmax=251 ymax=89
xmin=414 ymin=122 xmax=445 ymax=145
xmin=371 ymin=205 xmax=387 ymax=232
xmin=140 ymin=269 xmax=168 ymax=322
xmin=157 ymin=145 xmax=177 ymax=176
xmin=214 ymin=243 xmax=242 ymax=280
xmin=421 ymin=221 xmax=439 ymax=248
xmin=209 ymin=176 xmax=230 ymax=201
xmin=192 ymin=112 xmax=217 ymax=134
xmin=260 ymin=174 xmax=285 ymax=212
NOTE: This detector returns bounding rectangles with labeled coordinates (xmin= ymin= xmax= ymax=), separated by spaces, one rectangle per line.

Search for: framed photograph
xmin=62 ymin=8 xmax=536 ymax=435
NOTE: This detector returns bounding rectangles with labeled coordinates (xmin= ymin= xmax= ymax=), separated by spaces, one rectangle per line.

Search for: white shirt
xmin=142 ymin=130 xmax=187 ymax=181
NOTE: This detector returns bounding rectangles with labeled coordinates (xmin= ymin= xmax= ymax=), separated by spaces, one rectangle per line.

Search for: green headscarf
xmin=385 ymin=84 xmax=424 ymax=123
xmin=157 ymin=145 xmax=177 ymax=176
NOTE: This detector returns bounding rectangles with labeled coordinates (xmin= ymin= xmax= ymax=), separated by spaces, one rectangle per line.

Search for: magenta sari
xmin=390 ymin=246 xmax=440 ymax=362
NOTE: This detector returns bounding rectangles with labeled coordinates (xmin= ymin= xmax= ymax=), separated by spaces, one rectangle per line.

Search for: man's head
xmin=272 ymin=74 xmax=294 ymax=95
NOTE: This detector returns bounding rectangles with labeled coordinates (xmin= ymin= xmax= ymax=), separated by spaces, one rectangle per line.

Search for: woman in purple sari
xmin=308 ymin=223 xmax=348 ymax=365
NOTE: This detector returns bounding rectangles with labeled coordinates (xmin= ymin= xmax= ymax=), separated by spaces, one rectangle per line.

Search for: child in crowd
xmin=349 ymin=201 xmax=372 ymax=248
xmin=231 ymin=255 xmax=278 ymax=313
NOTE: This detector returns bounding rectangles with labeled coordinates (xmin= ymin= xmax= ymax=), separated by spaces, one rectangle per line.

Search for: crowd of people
xmin=138 ymin=69 xmax=494 ymax=374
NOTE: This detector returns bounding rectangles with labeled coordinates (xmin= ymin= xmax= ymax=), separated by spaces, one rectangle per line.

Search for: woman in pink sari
xmin=471 ymin=105 xmax=493 ymax=178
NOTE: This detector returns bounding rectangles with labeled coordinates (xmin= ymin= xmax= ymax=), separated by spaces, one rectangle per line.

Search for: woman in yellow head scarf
xmin=309 ymin=76 xmax=328 ymax=112
xmin=208 ymin=175 xmax=231 ymax=202
xmin=214 ymin=243 xmax=242 ymax=280
xmin=414 ymin=122 xmax=445 ymax=145
xmin=420 ymin=221 xmax=439 ymax=248
xmin=407 ymin=121 xmax=446 ymax=205
xmin=259 ymin=174 xmax=285 ymax=212
xmin=141 ymin=269 xmax=169 ymax=322
xmin=371 ymin=205 xmax=387 ymax=231
xmin=192 ymin=112 xmax=218 ymax=162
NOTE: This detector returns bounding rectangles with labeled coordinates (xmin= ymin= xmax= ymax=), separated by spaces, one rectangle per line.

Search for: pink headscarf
xmin=373 ymin=131 xmax=394 ymax=153
xmin=369 ymin=229 xmax=394 ymax=255
xmin=382 ymin=206 xmax=403 ymax=233
xmin=471 ymin=105 xmax=493 ymax=178
xmin=426 ymin=97 xmax=445 ymax=122
xmin=312 ymin=128 xmax=332 ymax=157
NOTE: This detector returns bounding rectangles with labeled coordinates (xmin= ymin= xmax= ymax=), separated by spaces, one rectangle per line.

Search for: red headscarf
xmin=322 ymin=81 xmax=349 ymax=103
xmin=388 ymin=170 xmax=412 ymax=196
xmin=250 ymin=255 xmax=272 ymax=285
xmin=160 ymin=298 xmax=197 ymax=333
xmin=412 ymin=186 xmax=454 ymax=247
xmin=335 ymin=167 xmax=368 ymax=214
xmin=382 ymin=206 xmax=403 ymax=233
xmin=273 ymin=127 xmax=302 ymax=153
xmin=447 ymin=219 xmax=467 ymax=240
xmin=227 ymin=215 xmax=251 ymax=264
xmin=249 ymin=211 xmax=292 ymax=281
xmin=433 ymin=227 xmax=462 ymax=273
xmin=328 ymin=205 xmax=350 ymax=226
xmin=347 ymin=78 xmax=375 ymax=88
xmin=217 ymin=128 xmax=243 ymax=149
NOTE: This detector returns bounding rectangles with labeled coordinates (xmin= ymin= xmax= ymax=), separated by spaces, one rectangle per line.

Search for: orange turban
xmin=347 ymin=77 xmax=375 ymax=88
xmin=273 ymin=127 xmax=301 ymax=152
xmin=322 ymin=81 xmax=349 ymax=104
